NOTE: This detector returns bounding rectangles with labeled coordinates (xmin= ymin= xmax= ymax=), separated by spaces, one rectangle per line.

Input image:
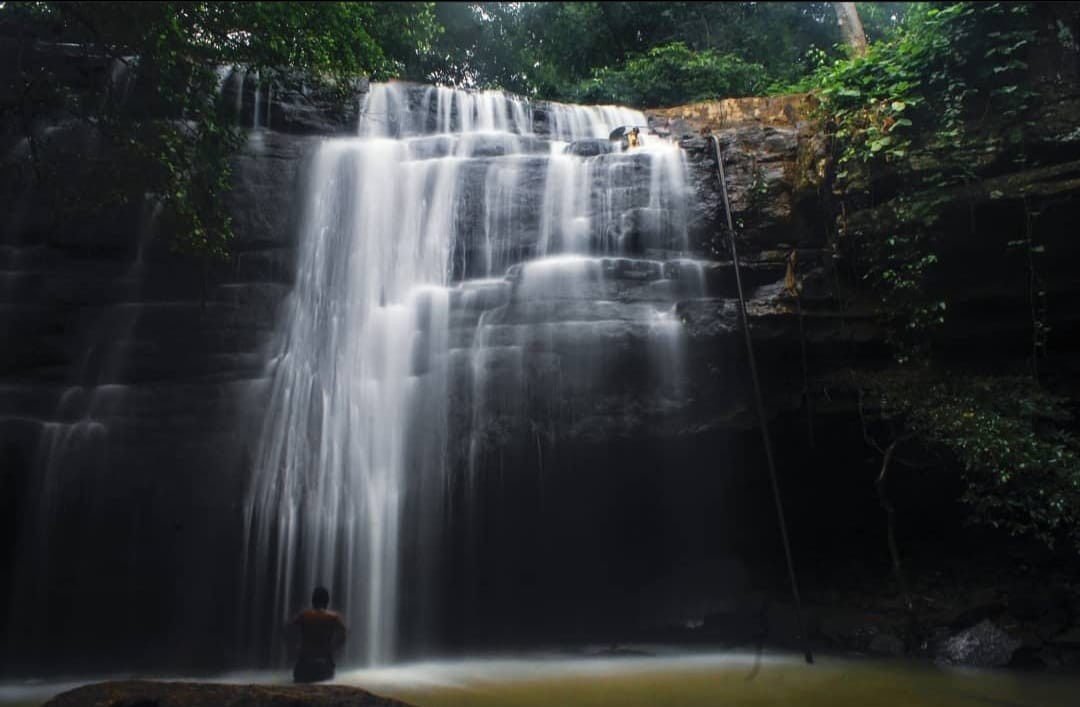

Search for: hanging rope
xmin=787 ymin=251 xmax=816 ymax=448
xmin=709 ymin=134 xmax=814 ymax=664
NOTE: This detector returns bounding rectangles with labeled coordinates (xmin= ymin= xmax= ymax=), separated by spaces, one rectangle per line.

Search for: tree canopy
xmin=2 ymin=1 xmax=438 ymax=257
xmin=401 ymin=2 xmax=916 ymax=105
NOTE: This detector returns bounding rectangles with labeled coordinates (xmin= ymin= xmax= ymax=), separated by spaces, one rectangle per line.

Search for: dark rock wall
xmin=5 ymin=40 xmax=1080 ymax=672
xmin=648 ymin=95 xmax=829 ymax=253
xmin=0 ymin=44 xmax=329 ymax=671
xmin=1 ymin=58 xmax=835 ymax=667
xmin=0 ymin=47 xmax=855 ymax=669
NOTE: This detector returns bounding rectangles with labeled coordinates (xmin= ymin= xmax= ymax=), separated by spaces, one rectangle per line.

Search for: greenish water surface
xmin=3 ymin=652 xmax=1078 ymax=707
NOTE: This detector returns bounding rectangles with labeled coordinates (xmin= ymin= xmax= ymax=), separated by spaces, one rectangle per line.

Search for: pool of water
xmin=3 ymin=651 xmax=1078 ymax=707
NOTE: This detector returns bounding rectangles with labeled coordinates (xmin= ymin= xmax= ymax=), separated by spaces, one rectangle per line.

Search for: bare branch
xmin=857 ymin=386 xmax=886 ymax=454
xmin=878 ymin=436 xmax=914 ymax=613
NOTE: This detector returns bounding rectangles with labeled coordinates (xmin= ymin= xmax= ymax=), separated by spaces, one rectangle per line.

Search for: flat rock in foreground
xmin=44 ymin=680 xmax=414 ymax=707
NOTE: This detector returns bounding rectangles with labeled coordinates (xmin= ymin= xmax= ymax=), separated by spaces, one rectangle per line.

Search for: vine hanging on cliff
xmin=815 ymin=3 xmax=1080 ymax=552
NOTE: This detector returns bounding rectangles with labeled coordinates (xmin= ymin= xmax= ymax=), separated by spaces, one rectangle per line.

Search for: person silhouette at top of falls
xmin=286 ymin=586 xmax=347 ymax=684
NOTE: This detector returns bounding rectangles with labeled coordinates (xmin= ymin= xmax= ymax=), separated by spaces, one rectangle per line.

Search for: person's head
xmin=631 ymin=127 xmax=639 ymax=135
xmin=312 ymin=586 xmax=330 ymax=610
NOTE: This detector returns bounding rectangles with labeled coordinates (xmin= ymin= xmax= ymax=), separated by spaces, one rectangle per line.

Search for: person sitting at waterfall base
xmin=627 ymin=126 xmax=641 ymax=149
xmin=286 ymin=586 xmax=347 ymax=684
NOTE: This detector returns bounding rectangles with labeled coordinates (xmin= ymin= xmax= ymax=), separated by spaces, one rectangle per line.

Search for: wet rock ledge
xmin=45 ymin=681 xmax=413 ymax=707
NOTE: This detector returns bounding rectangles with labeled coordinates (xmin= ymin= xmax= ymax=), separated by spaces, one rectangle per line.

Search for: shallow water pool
xmin=3 ymin=651 xmax=1078 ymax=707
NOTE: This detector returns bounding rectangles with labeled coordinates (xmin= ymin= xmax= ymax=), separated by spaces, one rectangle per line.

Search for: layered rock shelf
xmin=5 ymin=42 xmax=1080 ymax=675
xmin=0 ymin=49 xmax=868 ymax=671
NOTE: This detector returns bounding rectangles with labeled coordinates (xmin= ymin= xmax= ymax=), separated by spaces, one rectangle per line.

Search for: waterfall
xmin=252 ymin=71 xmax=261 ymax=130
xmin=5 ymin=200 xmax=161 ymax=662
xmin=242 ymin=82 xmax=700 ymax=666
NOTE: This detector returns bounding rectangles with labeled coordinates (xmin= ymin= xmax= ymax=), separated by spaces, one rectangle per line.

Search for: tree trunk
xmin=833 ymin=2 xmax=868 ymax=57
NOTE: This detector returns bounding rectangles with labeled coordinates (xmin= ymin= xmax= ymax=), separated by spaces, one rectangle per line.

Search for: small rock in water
xmin=935 ymin=618 xmax=1022 ymax=668
xmin=869 ymin=633 xmax=906 ymax=657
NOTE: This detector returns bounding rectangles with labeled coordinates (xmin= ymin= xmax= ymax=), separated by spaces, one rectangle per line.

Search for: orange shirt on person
xmin=289 ymin=608 xmax=347 ymax=660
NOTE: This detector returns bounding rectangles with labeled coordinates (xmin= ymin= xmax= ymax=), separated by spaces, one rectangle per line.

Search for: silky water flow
xmin=241 ymin=82 xmax=700 ymax=666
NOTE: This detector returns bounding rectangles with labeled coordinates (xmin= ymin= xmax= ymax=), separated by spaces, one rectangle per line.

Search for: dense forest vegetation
xmin=0 ymin=1 xmax=912 ymax=257
xmin=3 ymin=0 xmax=1080 ymax=573
xmin=812 ymin=2 xmax=1080 ymax=564
xmin=408 ymin=2 xmax=911 ymax=104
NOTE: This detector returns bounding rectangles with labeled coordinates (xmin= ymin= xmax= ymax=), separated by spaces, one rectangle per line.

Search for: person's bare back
xmin=292 ymin=608 xmax=346 ymax=659
xmin=287 ymin=587 xmax=346 ymax=683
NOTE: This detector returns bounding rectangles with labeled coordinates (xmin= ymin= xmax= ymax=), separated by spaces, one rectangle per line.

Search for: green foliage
xmin=405 ymin=2 xmax=850 ymax=104
xmin=572 ymin=42 xmax=767 ymax=108
xmin=855 ymin=2 xmax=923 ymax=43
xmin=868 ymin=371 xmax=1080 ymax=550
xmin=401 ymin=2 xmax=944 ymax=105
xmin=405 ymin=3 xmax=535 ymax=94
xmin=816 ymin=1 xmax=1038 ymax=357
xmin=817 ymin=4 xmax=1080 ymax=548
xmin=2 ymin=1 xmax=438 ymax=258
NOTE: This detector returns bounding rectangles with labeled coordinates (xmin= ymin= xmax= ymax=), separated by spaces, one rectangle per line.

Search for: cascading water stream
xmin=5 ymin=198 xmax=161 ymax=661
xmin=241 ymin=82 xmax=702 ymax=666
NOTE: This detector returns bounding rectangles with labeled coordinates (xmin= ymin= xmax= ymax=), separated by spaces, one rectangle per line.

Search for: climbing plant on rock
xmin=816 ymin=2 xmax=1080 ymax=551
xmin=817 ymin=1 xmax=1037 ymax=356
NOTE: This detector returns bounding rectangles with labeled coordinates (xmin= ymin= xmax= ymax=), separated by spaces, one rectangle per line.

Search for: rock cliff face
xmin=0 ymin=42 xmax=864 ymax=669
xmin=4 ymin=41 xmax=1079 ymax=674
xmin=0 ymin=51 xmax=840 ymax=668
xmin=643 ymin=94 xmax=877 ymax=425
xmin=0 ymin=45 xmax=331 ymax=671
xmin=648 ymin=94 xmax=828 ymax=252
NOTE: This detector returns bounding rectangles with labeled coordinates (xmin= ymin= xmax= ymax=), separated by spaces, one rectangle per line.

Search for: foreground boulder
xmin=44 ymin=680 xmax=413 ymax=707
